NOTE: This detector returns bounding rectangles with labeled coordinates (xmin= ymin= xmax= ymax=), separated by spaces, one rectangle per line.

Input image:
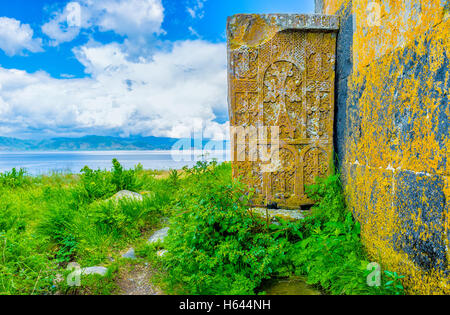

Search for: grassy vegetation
xmin=0 ymin=160 xmax=404 ymax=295
xmin=0 ymin=161 xmax=170 ymax=295
xmin=138 ymin=161 xmax=405 ymax=295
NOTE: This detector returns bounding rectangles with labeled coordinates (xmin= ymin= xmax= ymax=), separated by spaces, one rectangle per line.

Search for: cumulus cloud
xmin=89 ymin=0 xmax=164 ymax=37
xmin=42 ymin=0 xmax=164 ymax=45
xmin=0 ymin=0 xmax=229 ymax=141
xmin=0 ymin=17 xmax=43 ymax=56
xmin=0 ymin=40 xmax=228 ymax=140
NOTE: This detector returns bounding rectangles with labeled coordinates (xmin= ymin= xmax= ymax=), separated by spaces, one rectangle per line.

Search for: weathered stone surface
xmin=323 ymin=0 xmax=450 ymax=294
xmin=227 ymin=14 xmax=339 ymax=49
xmin=81 ymin=266 xmax=108 ymax=276
xmin=227 ymin=14 xmax=338 ymax=209
xmin=122 ymin=248 xmax=136 ymax=259
xmin=148 ymin=227 xmax=169 ymax=244
xmin=112 ymin=190 xmax=143 ymax=202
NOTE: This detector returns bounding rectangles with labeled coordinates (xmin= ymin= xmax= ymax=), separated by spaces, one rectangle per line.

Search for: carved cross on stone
xmin=227 ymin=13 xmax=338 ymax=209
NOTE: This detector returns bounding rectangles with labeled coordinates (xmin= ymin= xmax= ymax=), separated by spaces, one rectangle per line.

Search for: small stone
xmin=148 ymin=227 xmax=169 ymax=244
xmin=122 ymin=248 xmax=136 ymax=259
xmin=112 ymin=190 xmax=143 ymax=202
xmin=81 ymin=266 xmax=108 ymax=276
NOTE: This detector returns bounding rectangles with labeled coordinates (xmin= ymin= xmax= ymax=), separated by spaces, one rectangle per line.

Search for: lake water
xmin=0 ymin=150 xmax=230 ymax=175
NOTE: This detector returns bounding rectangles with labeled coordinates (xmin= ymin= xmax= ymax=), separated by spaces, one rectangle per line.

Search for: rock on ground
xmin=112 ymin=190 xmax=143 ymax=202
xmin=148 ymin=227 xmax=169 ymax=244
xmin=122 ymin=248 xmax=136 ymax=259
xmin=81 ymin=266 xmax=108 ymax=276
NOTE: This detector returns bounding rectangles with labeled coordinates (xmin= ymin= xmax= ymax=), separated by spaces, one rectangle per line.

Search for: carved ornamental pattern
xmin=228 ymin=22 xmax=337 ymax=209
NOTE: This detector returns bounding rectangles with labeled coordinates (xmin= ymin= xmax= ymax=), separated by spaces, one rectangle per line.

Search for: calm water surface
xmin=262 ymin=277 xmax=322 ymax=295
xmin=0 ymin=151 xmax=230 ymax=175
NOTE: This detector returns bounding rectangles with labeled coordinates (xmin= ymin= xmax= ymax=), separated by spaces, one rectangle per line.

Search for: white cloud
xmin=42 ymin=2 xmax=83 ymax=46
xmin=0 ymin=17 xmax=43 ymax=56
xmin=0 ymin=40 xmax=228 ymax=140
xmin=186 ymin=0 xmax=207 ymax=19
xmin=42 ymin=0 xmax=164 ymax=45
xmin=0 ymin=96 xmax=10 ymax=116
xmin=90 ymin=0 xmax=164 ymax=37
xmin=188 ymin=26 xmax=201 ymax=38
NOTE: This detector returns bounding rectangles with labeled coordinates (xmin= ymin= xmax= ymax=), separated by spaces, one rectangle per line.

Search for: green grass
xmin=0 ymin=160 xmax=170 ymax=295
xmin=0 ymin=159 xmax=404 ymax=295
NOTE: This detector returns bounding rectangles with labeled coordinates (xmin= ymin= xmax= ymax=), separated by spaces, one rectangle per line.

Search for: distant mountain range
xmin=0 ymin=136 xmax=229 ymax=151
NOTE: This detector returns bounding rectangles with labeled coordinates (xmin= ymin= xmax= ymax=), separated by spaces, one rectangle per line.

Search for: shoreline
xmin=0 ymin=151 xmax=230 ymax=176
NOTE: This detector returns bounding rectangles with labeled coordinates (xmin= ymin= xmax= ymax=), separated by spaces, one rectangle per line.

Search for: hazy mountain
xmin=0 ymin=136 xmax=228 ymax=151
xmin=0 ymin=137 xmax=37 ymax=151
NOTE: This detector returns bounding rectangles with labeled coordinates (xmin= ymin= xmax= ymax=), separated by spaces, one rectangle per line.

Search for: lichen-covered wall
xmin=321 ymin=0 xmax=449 ymax=294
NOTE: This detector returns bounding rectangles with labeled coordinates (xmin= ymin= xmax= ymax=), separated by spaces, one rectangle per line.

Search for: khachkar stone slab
xmin=227 ymin=14 xmax=339 ymax=209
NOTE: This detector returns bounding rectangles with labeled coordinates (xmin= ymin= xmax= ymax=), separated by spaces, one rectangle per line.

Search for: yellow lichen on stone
xmin=322 ymin=0 xmax=449 ymax=294
xmin=323 ymin=0 xmax=351 ymax=15
xmin=227 ymin=15 xmax=278 ymax=50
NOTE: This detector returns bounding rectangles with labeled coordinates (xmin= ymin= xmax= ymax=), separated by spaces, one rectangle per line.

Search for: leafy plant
xmin=111 ymin=158 xmax=140 ymax=192
xmin=79 ymin=166 xmax=115 ymax=201
xmin=55 ymin=235 xmax=78 ymax=264
xmin=160 ymin=161 xmax=288 ymax=295
xmin=287 ymin=212 xmax=372 ymax=294
xmin=0 ymin=168 xmax=29 ymax=188
xmin=383 ymin=270 xmax=405 ymax=295
xmin=38 ymin=187 xmax=79 ymax=264
xmin=168 ymin=169 xmax=180 ymax=187
xmin=281 ymin=171 xmax=406 ymax=295
xmin=305 ymin=173 xmax=347 ymax=223
xmin=78 ymin=159 xmax=141 ymax=202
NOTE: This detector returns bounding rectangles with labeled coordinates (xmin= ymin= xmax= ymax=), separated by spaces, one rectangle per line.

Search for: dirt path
xmin=116 ymin=263 xmax=163 ymax=295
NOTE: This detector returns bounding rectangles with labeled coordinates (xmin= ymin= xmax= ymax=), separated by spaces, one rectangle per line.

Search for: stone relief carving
xmin=228 ymin=14 xmax=337 ymax=209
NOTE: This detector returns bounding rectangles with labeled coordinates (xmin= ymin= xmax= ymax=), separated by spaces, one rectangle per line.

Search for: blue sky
xmin=0 ymin=0 xmax=314 ymax=140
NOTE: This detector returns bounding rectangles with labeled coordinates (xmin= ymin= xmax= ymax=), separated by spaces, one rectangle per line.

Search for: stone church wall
xmin=319 ymin=0 xmax=449 ymax=293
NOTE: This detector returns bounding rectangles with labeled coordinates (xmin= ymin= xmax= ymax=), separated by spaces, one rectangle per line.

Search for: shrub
xmin=0 ymin=168 xmax=29 ymax=188
xmin=79 ymin=166 xmax=115 ymax=201
xmin=160 ymin=161 xmax=288 ymax=295
xmin=283 ymin=172 xmax=405 ymax=295
xmin=88 ymin=196 xmax=161 ymax=239
xmin=38 ymin=187 xmax=79 ymax=264
xmin=111 ymin=158 xmax=139 ymax=192
xmin=287 ymin=212 xmax=373 ymax=294
xmin=79 ymin=159 xmax=141 ymax=201
xmin=305 ymin=173 xmax=347 ymax=223
xmin=168 ymin=169 xmax=180 ymax=188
